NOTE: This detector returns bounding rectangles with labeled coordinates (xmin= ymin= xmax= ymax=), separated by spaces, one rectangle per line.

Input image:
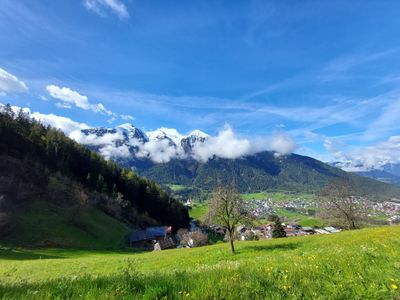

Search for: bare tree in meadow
xmin=318 ymin=178 xmax=365 ymax=230
xmin=205 ymin=183 xmax=252 ymax=254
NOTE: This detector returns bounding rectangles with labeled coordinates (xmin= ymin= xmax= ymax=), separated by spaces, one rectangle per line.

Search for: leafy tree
xmin=272 ymin=216 xmax=286 ymax=238
xmin=205 ymin=183 xmax=252 ymax=254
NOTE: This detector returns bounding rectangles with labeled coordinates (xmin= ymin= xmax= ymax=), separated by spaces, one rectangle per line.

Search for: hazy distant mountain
xmin=330 ymin=161 xmax=400 ymax=186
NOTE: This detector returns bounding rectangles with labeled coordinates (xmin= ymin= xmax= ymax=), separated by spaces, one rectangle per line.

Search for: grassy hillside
xmin=2 ymin=199 xmax=130 ymax=249
xmin=1 ymin=226 xmax=399 ymax=299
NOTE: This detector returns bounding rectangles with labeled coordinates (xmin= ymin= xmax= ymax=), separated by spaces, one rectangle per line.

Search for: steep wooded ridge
xmin=0 ymin=106 xmax=189 ymax=248
xmin=132 ymin=153 xmax=400 ymax=201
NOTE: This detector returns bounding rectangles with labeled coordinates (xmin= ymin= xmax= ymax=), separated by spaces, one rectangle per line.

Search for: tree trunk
xmin=351 ymin=219 xmax=356 ymax=230
xmin=229 ymin=231 xmax=235 ymax=254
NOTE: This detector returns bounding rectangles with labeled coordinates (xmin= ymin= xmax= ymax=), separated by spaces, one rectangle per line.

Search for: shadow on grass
xmin=243 ymin=242 xmax=300 ymax=252
xmin=0 ymin=248 xmax=64 ymax=260
xmin=0 ymin=247 xmax=148 ymax=260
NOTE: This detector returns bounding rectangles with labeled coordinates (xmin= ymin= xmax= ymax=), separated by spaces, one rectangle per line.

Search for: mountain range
xmin=79 ymin=124 xmax=400 ymax=201
xmin=330 ymin=161 xmax=400 ymax=185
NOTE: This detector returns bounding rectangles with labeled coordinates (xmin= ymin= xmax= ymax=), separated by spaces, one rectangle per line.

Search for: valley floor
xmin=1 ymin=226 xmax=400 ymax=299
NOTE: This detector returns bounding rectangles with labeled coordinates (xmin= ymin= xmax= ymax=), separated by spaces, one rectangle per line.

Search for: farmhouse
xmin=154 ymin=237 xmax=175 ymax=251
xmin=129 ymin=226 xmax=172 ymax=248
xmin=301 ymin=227 xmax=315 ymax=235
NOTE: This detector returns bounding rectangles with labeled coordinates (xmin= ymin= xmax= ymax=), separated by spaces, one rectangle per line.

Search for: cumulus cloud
xmin=99 ymin=144 xmax=130 ymax=160
xmin=0 ymin=68 xmax=28 ymax=94
xmin=70 ymin=129 xmax=124 ymax=146
xmin=83 ymin=0 xmax=129 ymax=20
xmin=191 ymin=126 xmax=296 ymax=162
xmin=267 ymin=132 xmax=297 ymax=155
xmin=1 ymin=103 xmax=89 ymax=135
xmin=30 ymin=112 xmax=89 ymax=135
xmin=137 ymin=139 xmax=185 ymax=163
xmin=46 ymin=85 xmax=113 ymax=115
xmin=192 ymin=125 xmax=251 ymax=162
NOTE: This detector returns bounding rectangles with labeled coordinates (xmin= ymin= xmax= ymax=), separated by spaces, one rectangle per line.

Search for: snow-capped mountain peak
xmin=78 ymin=124 xmax=213 ymax=161
xmin=117 ymin=123 xmax=148 ymax=143
xmin=147 ymin=127 xmax=184 ymax=145
xmin=188 ymin=129 xmax=209 ymax=139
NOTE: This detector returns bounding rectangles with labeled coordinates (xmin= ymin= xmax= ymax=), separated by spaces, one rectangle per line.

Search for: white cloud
xmin=46 ymin=85 xmax=113 ymax=115
xmin=191 ymin=127 xmax=297 ymax=162
xmin=83 ymin=0 xmax=129 ymax=20
xmin=192 ymin=125 xmax=251 ymax=162
xmin=0 ymin=68 xmax=28 ymax=94
xmin=120 ymin=114 xmax=135 ymax=121
xmin=363 ymin=96 xmax=400 ymax=141
xmin=31 ymin=112 xmax=89 ymax=135
xmin=137 ymin=139 xmax=185 ymax=163
xmin=324 ymin=135 xmax=400 ymax=171
xmin=1 ymin=103 xmax=89 ymax=135
xmin=71 ymin=129 xmax=124 ymax=146
xmin=267 ymin=132 xmax=297 ymax=155
xmin=56 ymin=102 xmax=72 ymax=109
xmin=107 ymin=116 xmax=117 ymax=124
xmin=100 ymin=144 xmax=130 ymax=160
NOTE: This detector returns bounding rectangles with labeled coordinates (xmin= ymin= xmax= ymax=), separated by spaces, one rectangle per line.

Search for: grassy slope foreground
xmin=1 ymin=226 xmax=399 ymax=299
xmin=3 ymin=199 xmax=130 ymax=249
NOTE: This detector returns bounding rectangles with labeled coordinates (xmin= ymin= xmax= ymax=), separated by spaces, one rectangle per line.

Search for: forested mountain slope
xmin=133 ymin=152 xmax=400 ymax=201
xmin=0 ymin=105 xmax=189 ymax=248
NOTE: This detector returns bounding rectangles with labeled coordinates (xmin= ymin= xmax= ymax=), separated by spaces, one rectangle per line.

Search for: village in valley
xmin=128 ymin=194 xmax=400 ymax=251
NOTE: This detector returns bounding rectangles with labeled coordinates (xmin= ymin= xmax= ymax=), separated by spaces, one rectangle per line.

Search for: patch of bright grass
xmin=275 ymin=208 xmax=326 ymax=227
xmin=241 ymin=192 xmax=316 ymax=203
xmin=189 ymin=203 xmax=208 ymax=220
xmin=167 ymin=184 xmax=190 ymax=192
xmin=0 ymin=226 xmax=399 ymax=299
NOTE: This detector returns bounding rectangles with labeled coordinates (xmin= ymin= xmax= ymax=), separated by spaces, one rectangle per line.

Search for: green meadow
xmin=1 ymin=226 xmax=399 ymax=299
xmin=240 ymin=192 xmax=316 ymax=203
xmin=188 ymin=203 xmax=208 ymax=221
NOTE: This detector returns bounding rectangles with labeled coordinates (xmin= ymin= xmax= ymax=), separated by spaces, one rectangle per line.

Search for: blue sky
xmin=1 ymin=0 xmax=400 ymax=166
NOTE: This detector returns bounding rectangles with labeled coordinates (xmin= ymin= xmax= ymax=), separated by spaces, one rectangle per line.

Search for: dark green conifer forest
xmin=0 ymin=104 xmax=189 ymax=240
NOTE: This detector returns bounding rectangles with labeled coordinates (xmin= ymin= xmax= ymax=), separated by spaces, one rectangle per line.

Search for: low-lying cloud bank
xmin=1 ymin=104 xmax=297 ymax=163
xmin=78 ymin=124 xmax=297 ymax=163
xmin=190 ymin=126 xmax=296 ymax=162
xmin=325 ymin=136 xmax=400 ymax=171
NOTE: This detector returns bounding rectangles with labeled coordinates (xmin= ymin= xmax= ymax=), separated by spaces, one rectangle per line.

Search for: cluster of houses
xmin=370 ymin=200 xmax=400 ymax=215
xmin=244 ymin=197 xmax=318 ymax=219
xmin=128 ymin=222 xmax=342 ymax=251
xmin=235 ymin=223 xmax=341 ymax=240
xmin=365 ymin=199 xmax=400 ymax=223
xmin=129 ymin=226 xmax=175 ymax=251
